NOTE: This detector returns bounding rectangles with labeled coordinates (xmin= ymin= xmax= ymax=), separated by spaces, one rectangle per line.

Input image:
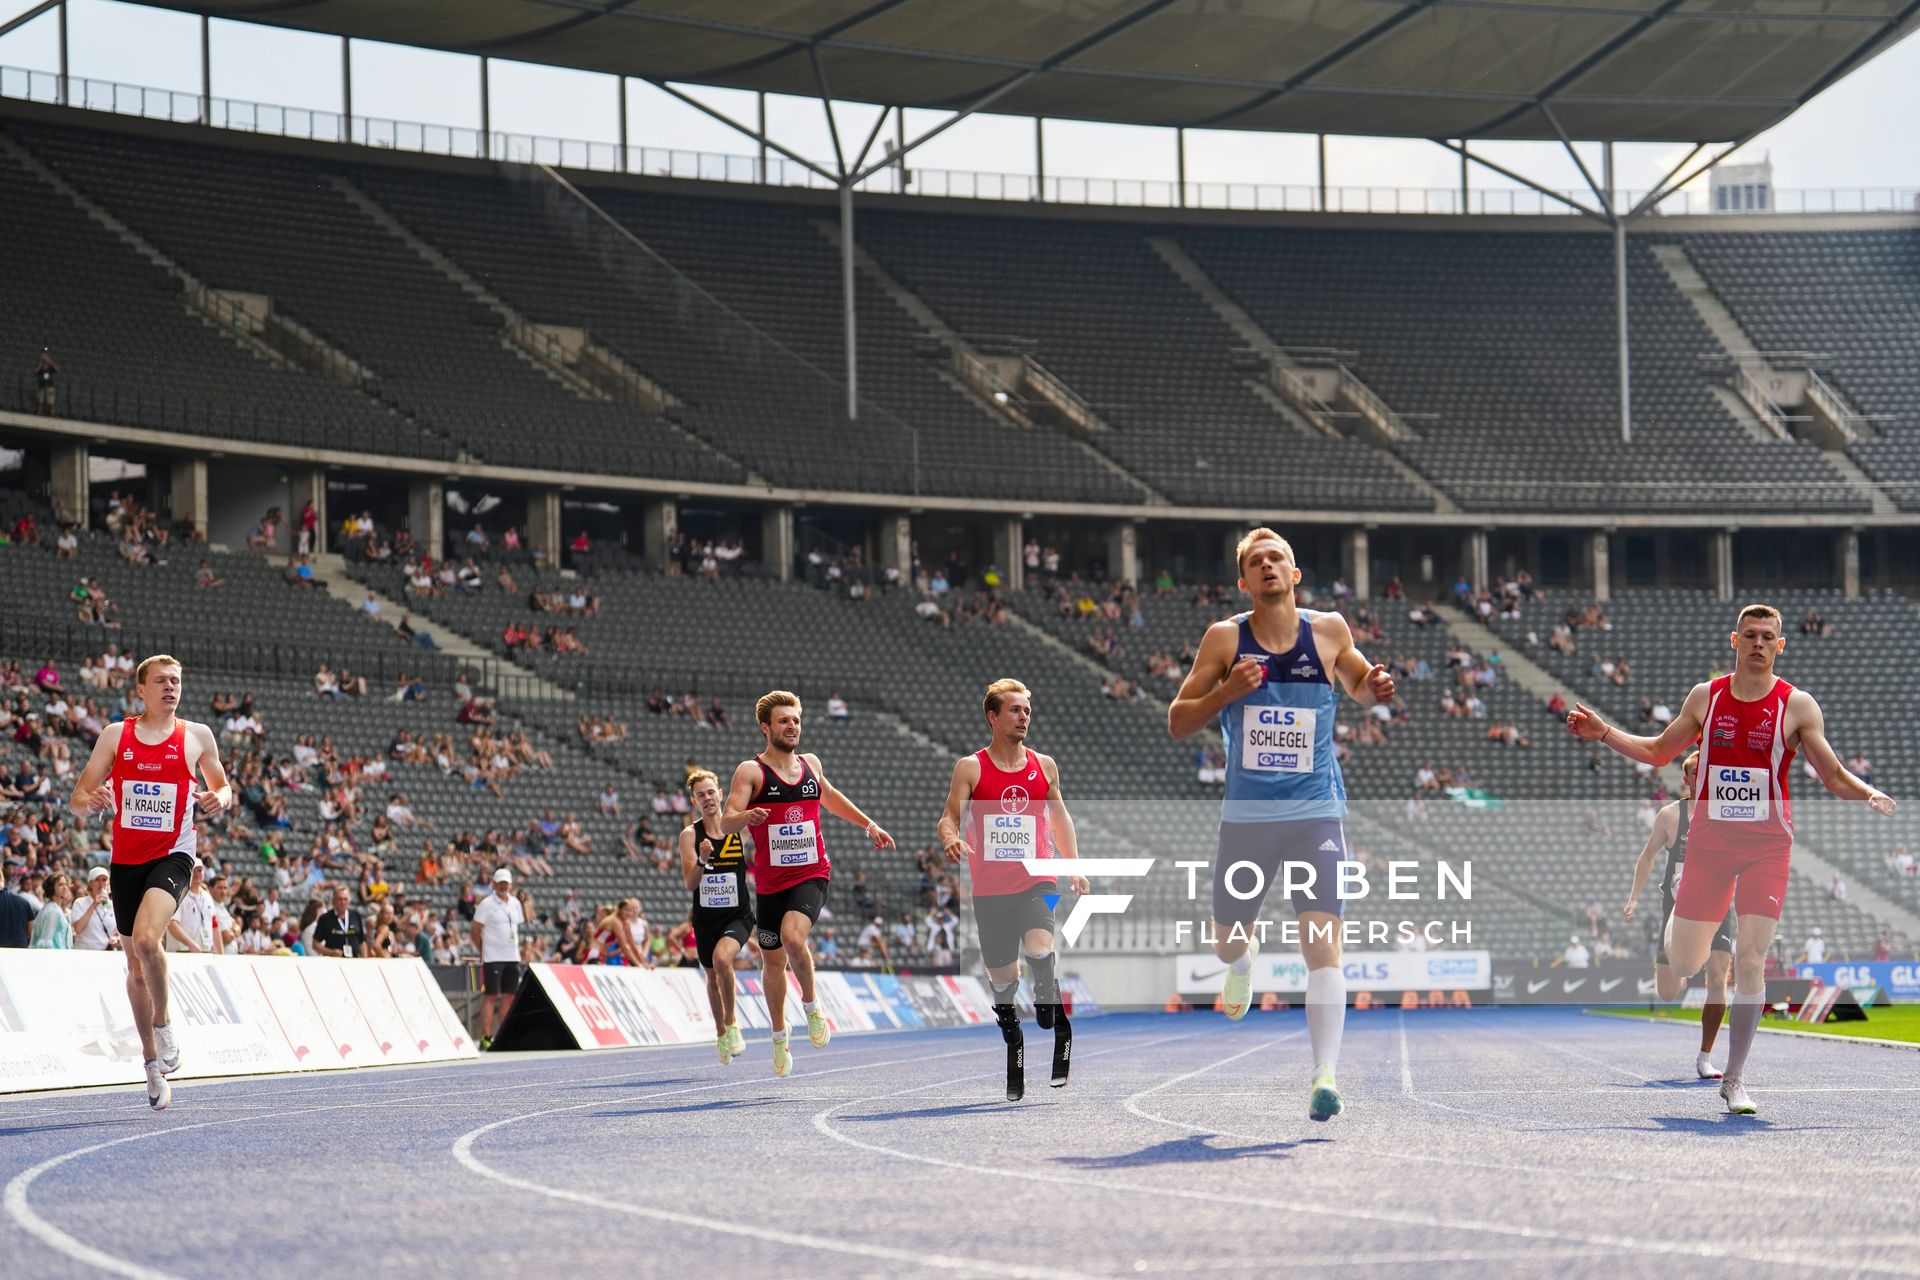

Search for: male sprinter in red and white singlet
xmin=720 ymin=690 xmax=893 ymax=1079
xmin=68 ymin=654 xmax=233 ymax=1110
xmin=937 ymin=679 xmax=1090 ymax=1101
xmin=1569 ymin=604 xmax=1894 ymax=1114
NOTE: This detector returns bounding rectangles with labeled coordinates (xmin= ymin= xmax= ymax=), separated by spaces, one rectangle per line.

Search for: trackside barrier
xmin=0 ymin=951 xmax=477 ymax=1093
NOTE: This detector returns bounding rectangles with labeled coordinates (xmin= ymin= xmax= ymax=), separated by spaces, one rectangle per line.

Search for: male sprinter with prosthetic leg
xmin=1570 ymin=603 xmax=1895 ymax=1114
xmin=1623 ymin=751 xmax=1735 ymax=1079
xmin=722 ymin=691 xmax=894 ymax=1078
xmin=67 ymin=655 xmax=232 ymax=1110
xmin=937 ymin=679 xmax=1091 ymax=1101
xmin=680 ymin=769 xmax=752 ymax=1063
xmin=1169 ymin=530 xmax=1394 ymax=1122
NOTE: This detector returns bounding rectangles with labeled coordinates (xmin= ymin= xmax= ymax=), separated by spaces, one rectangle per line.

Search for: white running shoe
xmin=1696 ymin=1052 xmax=1724 ymax=1080
xmin=154 ymin=1023 xmax=181 ymax=1076
xmin=724 ymin=1023 xmax=745 ymax=1057
xmin=1720 ymin=1076 xmax=1756 ymax=1115
xmin=1222 ymin=941 xmax=1258 ymax=1022
xmin=145 ymin=1061 xmax=171 ymax=1111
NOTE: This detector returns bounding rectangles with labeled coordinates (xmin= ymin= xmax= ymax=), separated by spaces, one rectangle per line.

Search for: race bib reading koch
xmin=697 ymin=874 xmax=739 ymax=909
xmin=767 ymin=821 xmax=820 ymax=867
xmin=1241 ymin=707 xmax=1316 ymax=773
xmin=1707 ymin=766 xmax=1771 ymax=823
xmin=982 ymin=813 xmax=1038 ymax=861
xmin=118 ymin=780 xmax=180 ymax=833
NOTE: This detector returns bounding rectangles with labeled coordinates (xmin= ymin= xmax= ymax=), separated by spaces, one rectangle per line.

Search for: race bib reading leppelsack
xmin=1241 ymin=707 xmax=1316 ymax=773
xmin=698 ymin=874 xmax=739 ymax=909
xmin=118 ymin=780 xmax=180 ymax=832
xmin=1707 ymin=766 xmax=1771 ymax=823
xmin=982 ymin=813 xmax=1038 ymax=861
xmin=767 ymin=821 xmax=820 ymax=867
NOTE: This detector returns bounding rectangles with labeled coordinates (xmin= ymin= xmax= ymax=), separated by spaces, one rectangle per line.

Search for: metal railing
xmin=1803 ymin=369 xmax=1860 ymax=438
xmin=7 ymin=64 xmax=1917 ymax=220
xmin=1732 ymin=363 xmax=1795 ymax=440
xmin=185 ymin=282 xmax=375 ymax=390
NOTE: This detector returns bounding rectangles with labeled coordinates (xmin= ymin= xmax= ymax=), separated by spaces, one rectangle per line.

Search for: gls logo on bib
xmin=1709 ymin=766 xmax=1770 ymax=822
xmin=1242 ymin=706 xmax=1315 ymax=773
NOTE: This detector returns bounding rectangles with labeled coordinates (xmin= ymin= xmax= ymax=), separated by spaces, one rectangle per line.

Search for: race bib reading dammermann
xmin=118 ymin=780 xmax=180 ymax=832
xmin=982 ymin=813 xmax=1038 ymax=861
xmin=1707 ymin=766 xmax=1771 ymax=823
xmin=1240 ymin=707 xmax=1316 ymax=773
xmin=767 ymin=821 xmax=819 ymax=867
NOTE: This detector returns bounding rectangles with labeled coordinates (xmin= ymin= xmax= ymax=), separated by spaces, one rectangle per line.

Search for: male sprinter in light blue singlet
xmin=1169 ymin=528 xmax=1395 ymax=1121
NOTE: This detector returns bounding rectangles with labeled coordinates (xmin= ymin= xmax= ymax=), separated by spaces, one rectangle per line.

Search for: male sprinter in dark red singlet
xmin=937 ymin=679 xmax=1090 ymax=1101
xmin=720 ymin=691 xmax=894 ymax=1078
xmin=1569 ymin=604 xmax=1894 ymax=1114
xmin=68 ymin=655 xmax=233 ymax=1110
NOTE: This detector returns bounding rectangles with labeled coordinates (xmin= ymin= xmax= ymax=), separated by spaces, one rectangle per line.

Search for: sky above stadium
xmin=2 ymin=0 xmax=1916 ymax=202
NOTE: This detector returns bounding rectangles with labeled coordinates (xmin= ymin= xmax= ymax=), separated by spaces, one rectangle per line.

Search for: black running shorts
xmin=109 ymin=851 xmax=197 ymax=936
xmin=1656 ymin=889 xmax=1736 ymax=966
xmin=482 ymin=961 xmax=522 ymax=996
xmin=975 ymin=883 xmax=1057 ymax=970
xmin=693 ymin=911 xmax=754 ymax=969
xmin=754 ymin=877 xmax=829 ymax=950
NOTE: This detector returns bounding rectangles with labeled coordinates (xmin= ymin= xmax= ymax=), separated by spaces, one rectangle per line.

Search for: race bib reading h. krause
xmin=1241 ymin=706 xmax=1316 ymax=773
xmin=1706 ymin=766 xmax=1771 ymax=823
xmin=767 ymin=821 xmax=820 ymax=867
xmin=982 ymin=812 xmax=1038 ymax=861
xmin=118 ymin=780 xmax=180 ymax=832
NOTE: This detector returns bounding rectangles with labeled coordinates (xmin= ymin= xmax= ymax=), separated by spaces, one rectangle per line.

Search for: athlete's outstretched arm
xmin=936 ymin=757 xmax=980 ymax=864
xmin=1168 ymin=621 xmax=1260 ymax=740
xmin=1625 ymin=804 xmax=1677 ymax=923
xmin=1566 ymin=682 xmax=1708 ymax=766
xmin=717 ymin=761 xmax=770 ymax=834
xmin=67 ymin=721 xmax=123 ymax=817
xmin=1790 ymin=691 xmax=1896 ymax=813
xmin=1040 ymin=755 xmax=1092 ymax=897
xmin=808 ymin=754 xmax=894 ymax=849
xmin=1326 ymin=614 xmax=1395 ymax=707
xmin=189 ymin=722 xmax=233 ymax=814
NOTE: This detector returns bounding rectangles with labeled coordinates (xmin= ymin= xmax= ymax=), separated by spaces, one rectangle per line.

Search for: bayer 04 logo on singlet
xmin=768 ymin=803 xmax=820 ymax=867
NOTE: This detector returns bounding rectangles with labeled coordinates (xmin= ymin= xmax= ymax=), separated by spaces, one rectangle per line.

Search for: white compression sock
xmin=1305 ymin=966 xmax=1346 ymax=1075
xmin=1229 ymin=951 xmax=1255 ymax=975
xmin=802 ymin=999 xmax=819 ymax=1015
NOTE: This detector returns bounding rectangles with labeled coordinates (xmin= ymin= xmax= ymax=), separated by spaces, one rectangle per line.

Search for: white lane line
xmin=3 ymin=1032 xmax=985 ymax=1279
xmin=448 ymin=1030 xmax=1198 ymax=1280
xmin=1123 ymin=1034 xmax=1300 ymax=1127
xmin=1397 ymin=1011 xmax=1413 ymax=1095
xmin=1128 ymin=1245 xmax=1613 ymax=1273
xmin=813 ymin=1027 xmax=1920 ymax=1277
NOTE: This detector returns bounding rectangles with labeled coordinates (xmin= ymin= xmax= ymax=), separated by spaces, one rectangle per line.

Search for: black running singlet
xmin=1660 ymin=803 xmax=1691 ymax=898
xmin=690 ymin=818 xmax=751 ymax=917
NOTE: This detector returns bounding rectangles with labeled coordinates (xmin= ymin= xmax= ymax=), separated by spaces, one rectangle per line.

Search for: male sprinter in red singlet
xmin=937 ymin=679 xmax=1091 ymax=1101
xmin=680 ymin=769 xmax=753 ymax=1064
xmin=721 ymin=691 xmax=894 ymax=1078
xmin=1623 ymin=751 xmax=1735 ymax=1079
xmin=68 ymin=655 xmax=232 ymax=1110
xmin=1569 ymin=604 xmax=1894 ymax=1114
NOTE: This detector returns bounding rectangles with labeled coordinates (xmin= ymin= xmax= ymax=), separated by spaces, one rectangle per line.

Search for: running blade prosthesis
xmin=1050 ymin=1010 xmax=1072 ymax=1088
xmin=996 ymin=1003 xmax=1024 ymax=1102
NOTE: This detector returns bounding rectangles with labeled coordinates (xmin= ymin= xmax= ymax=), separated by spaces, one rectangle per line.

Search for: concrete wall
xmin=209 ymin=459 xmax=292 ymax=552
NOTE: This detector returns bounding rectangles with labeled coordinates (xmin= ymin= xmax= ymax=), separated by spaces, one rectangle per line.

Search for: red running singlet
xmin=109 ymin=718 xmax=198 ymax=865
xmin=968 ymin=747 xmax=1054 ymax=898
xmin=747 ymin=754 xmax=829 ymax=895
xmin=1673 ymin=675 xmax=1796 ymax=922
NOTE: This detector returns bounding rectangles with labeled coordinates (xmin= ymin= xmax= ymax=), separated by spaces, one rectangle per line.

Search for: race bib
xmin=982 ymin=813 xmax=1038 ymax=862
xmin=1241 ymin=706 xmax=1316 ymax=773
xmin=697 ymin=874 xmax=738 ymax=909
xmin=118 ymin=780 xmax=180 ymax=833
xmin=1707 ymin=766 xmax=1771 ymax=823
xmin=767 ymin=821 xmax=819 ymax=867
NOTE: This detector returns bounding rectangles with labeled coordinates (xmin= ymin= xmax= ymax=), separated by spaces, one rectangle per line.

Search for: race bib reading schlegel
xmin=697 ymin=874 xmax=738 ymax=909
xmin=767 ymin=821 xmax=819 ymax=867
xmin=982 ymin=813 xmax=1038 ymax=861
xmin=1241 ymin=707 xmax=1316 ymax=773
xmin=118 ymin=780 xmax=180 ymax=833
xmin=1707 ymin=766 xmax=1771 ymax=823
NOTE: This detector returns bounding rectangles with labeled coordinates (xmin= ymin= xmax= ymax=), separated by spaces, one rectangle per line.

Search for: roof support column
xmin=57 ymin=1 xmax=67 ymax=106
xmin=617 ymin=75 xmax=628 ymax=172
xmin=1608 ymin=142 xmax=1632 ymax=444
xmin=200 ymin=16 xmax=212 ymax=126
xmin=480 ymin=56 xmax=491 ymax=160
xmin=841 ymin=180 xmax=858 ymax=421
xmin=341 ymin=36 xmax=352 ymax=142
xmin=1317 ymin=133 xmax=1327 ymax=211
xmin=758 ymin=92 xmax=768 ymax=181
xmin=1176 ymin=126 xmax=1186 ymax=208
xmin=1035 ymin=117 xmax=1045 ymax=201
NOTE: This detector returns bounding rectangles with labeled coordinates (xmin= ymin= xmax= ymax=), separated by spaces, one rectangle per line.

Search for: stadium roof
xmin=136 ymin=0 xmax=1920 ymax=144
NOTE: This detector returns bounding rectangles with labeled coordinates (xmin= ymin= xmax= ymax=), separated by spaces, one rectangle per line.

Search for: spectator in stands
xmin=312 ymin=885 xmax=369 ymax=957
xmin=1560 ymin=936 xmax=1591 ymax=969
xmin=0 ymin=869 xmax=34 ymax=948
xmin=826 ymin=692 xmax=852 ymax=724
xmin=283 ymin=555 xmax=316 ymax=588
xmin=28 ymin=873 xmax=73 ymax=948
xmin=1874 ymin=928 xmax=1892 ymax=962
xmin=70 ymin=866 xmax=115 ymax=950
xmin=1799 ymin=609 xmax=1832 ymax=637
xmin=1889 ymin=845 xmax=1915 ymax=877
xmin=1801 ymin=927 xmax=1826 ymax=964
xmin=30 ymin=348 xmax=58 ymax=415
xmin=1827 ymin=872 xmax=1847 ymax=903
xmin=857 ymin=915 xmax=889 ymax=966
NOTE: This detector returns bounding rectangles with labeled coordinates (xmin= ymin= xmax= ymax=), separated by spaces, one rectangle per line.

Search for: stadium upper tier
xmin=3 ymin=110 xmax=1915 ymax=515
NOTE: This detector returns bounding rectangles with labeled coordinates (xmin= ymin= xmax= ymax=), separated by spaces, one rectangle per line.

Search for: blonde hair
xmin=755 ymin=690 xmax=800 ymax=725
xmin=1735 ymin=603 xmax=1782 ymax=631
xmin=135 ymin=654 xmax=182 ymax=685
xmin=983 ymin=678 xmax=1030 ymax=717
xmin=1234 ymin=528 xmax=1294 ymax=575
xmin=1682 ymin=750 xmax=1700 ymax=775
xmin=686 ymin=768 xmax=720 ymax=791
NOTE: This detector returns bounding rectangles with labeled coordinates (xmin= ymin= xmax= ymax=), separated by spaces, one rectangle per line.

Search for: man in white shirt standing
xmin=71 ymin=867 xmax=118 ymax=950
xmin=472 ymin=868 xmax=526 ymax=1050
xmin=1803 ymin=928 xmax=1826 ymax=964
xmin=207 ymin=872 xmax=240 ymax=955
xmin=167 ymin=863 xmax=216 ymax=954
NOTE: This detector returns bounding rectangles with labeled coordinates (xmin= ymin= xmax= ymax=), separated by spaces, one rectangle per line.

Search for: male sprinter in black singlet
xmin=1624 ymin=751 xmax=1734 ymax=1079
xmin=680 ymin=768 xmax=752 ymax=1064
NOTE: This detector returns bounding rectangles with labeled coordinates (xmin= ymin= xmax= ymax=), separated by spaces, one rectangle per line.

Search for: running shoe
xmin=145 ymin=1061 xmax=171 ymax=1111
xmin=807 ymin=1005 xmax=831 ymax=1049
xmin=716 ymin=1033 xmax=734 ymax=1065
xmin=724 ymin=1023 xmax=745 ymax=1057
xmin=1308 ymin=1066 xmax=1343 ymax=1122
xmin=772 ymin=1032 xmax=793 ymax=1079
xmin=1222 ymin=941 xmax=1259 ymax=1022
xmin=1696 ymin=1053 xmax=1724 ymax=1080
xmin=154 ymin=1023 xmax=181 ymax=1076
xmin=478 ymin=1036 xmax=493 ymax=1052
xmin=1720 ymin=1076 xmax=1756 ymax=1115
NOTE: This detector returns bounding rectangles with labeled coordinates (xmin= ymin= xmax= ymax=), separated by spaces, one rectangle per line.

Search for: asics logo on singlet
xmin=783 ymin=805 xmax=805 ymax=823
xmin=999 ymin=785 xmax=1030 ymax=815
